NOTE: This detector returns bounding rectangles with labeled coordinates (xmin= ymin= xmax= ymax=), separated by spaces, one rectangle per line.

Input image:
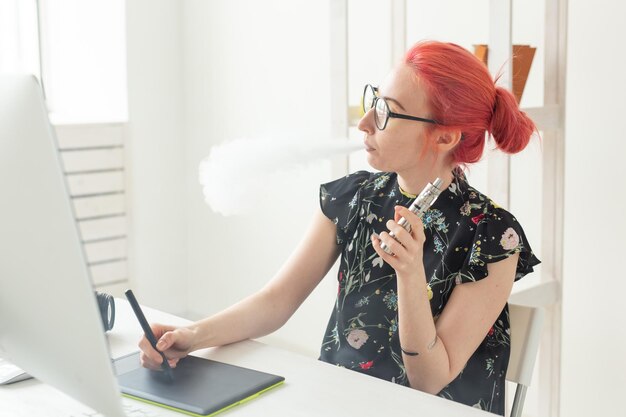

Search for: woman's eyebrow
xmin=382 ymin=96 xmax=406 ymax=112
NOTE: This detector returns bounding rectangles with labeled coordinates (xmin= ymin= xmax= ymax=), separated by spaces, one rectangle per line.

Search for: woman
xmin=139 ymin=41 xmax=540 ymax=415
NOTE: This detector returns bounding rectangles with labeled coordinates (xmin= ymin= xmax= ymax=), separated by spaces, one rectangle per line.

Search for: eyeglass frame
xmin=362 ymin=84 xmax=442 ymax=130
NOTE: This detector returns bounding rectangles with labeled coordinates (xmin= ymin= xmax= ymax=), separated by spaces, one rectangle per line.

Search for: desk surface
xmin=0 ymin=300 xmax=491 ymax=417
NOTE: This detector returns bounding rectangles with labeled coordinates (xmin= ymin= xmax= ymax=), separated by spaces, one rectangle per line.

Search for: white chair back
xmin=506 ymin=303 xmax=545 ymax=417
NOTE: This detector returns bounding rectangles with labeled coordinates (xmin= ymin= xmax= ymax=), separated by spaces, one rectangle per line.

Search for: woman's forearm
xmin=186 ymin=286 xmax=291 ymax=351
xmin=397 ymin=267 xmax=454 ymax=394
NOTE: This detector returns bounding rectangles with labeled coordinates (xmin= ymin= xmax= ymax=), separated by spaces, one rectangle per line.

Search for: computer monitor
xmin=0 ymin=74 xmax=126 ymax=417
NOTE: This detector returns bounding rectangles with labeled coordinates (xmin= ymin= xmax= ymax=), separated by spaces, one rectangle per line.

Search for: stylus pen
xmin=124 ymin=289 xmax=174 ymax=381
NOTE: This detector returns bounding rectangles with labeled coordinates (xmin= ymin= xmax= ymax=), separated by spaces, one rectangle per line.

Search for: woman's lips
xmin=364 ymin=143 xmax=375 ymax=152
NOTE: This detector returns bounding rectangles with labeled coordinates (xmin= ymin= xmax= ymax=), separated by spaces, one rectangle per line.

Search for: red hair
xmin=404 ymin=41 xmax=537 ymax=164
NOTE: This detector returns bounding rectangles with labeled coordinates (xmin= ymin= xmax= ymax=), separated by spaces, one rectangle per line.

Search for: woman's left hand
xmin=371 ymin=205 xmax=426 ymax=278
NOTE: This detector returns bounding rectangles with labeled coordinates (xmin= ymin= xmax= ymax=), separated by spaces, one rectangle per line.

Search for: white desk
xmin=0 ymin=300 xmax=491 ymax=417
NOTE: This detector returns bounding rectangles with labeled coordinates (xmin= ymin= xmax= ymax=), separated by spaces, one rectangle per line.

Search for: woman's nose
xmin=357 ymin=109 xmax=375 ymax=135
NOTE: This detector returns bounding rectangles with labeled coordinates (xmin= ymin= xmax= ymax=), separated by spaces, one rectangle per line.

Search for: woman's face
xmin=358 ymin=64 xmax=438 ymax=174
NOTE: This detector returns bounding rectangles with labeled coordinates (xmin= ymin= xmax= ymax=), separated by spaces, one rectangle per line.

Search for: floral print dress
xmin=318 ymin=168 xmax=540 ymax=415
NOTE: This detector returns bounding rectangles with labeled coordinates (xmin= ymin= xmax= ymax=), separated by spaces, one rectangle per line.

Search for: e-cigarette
xmin=380 ymin=177 xmax=443 ymax=255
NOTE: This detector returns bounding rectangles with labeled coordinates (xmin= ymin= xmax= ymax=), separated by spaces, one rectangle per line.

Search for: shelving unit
xmin=492 ymin=2 xmax=567 ymax=416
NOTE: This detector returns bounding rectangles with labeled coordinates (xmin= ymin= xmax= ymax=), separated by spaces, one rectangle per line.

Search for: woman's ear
xmin=436 ymin=130 xmax=462 ymax=152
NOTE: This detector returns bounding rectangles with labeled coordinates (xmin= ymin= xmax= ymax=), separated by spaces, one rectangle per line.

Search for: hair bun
xmin=489 ymin=87 xmax=536 ymax=154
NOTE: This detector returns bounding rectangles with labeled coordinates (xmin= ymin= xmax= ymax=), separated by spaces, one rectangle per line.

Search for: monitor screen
xmin=0 ymin=75 xmax=125 ymax=417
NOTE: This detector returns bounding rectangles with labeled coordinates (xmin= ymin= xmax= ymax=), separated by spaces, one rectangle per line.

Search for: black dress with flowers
xmin=318 ymin=169 xmax=540 ymax=415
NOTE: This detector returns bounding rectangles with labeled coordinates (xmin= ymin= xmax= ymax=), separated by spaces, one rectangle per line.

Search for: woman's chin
xmin=366 ymin=154 xmax=386 ymax=172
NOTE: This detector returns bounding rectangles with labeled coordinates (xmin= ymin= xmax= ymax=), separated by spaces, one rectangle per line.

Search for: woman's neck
xmin=396 ymin=165 xmax=455 ymax=197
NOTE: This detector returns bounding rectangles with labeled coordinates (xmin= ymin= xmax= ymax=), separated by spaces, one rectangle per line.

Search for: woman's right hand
xmin=138 ymin=323 xmax=196 ymax=370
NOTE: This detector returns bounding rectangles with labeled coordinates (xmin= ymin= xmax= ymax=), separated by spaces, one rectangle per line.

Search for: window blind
xmin=54 ymin=123 xmax=128 ymax=288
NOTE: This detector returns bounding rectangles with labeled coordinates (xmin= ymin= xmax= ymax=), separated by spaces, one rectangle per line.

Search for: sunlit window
xmin=1 ymin=0 xmax=128 ymax=123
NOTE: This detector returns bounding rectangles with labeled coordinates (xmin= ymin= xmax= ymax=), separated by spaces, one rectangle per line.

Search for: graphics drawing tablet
xmin=114 ymin=352 xmax=285 ymax=416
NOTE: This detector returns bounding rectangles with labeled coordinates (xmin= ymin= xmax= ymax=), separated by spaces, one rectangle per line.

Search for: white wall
xmin=181 ymin=0 xmax=339 ymax=356
xmin=562 ymin=1 xmax=626 ymax=416
xmin=125 ymin=0 xmax=187 ymax=315
xmin=125 ymin=0 xmax=341 ymax=356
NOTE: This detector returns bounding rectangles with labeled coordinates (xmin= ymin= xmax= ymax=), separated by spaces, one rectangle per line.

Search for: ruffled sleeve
xmin=459 ymin=202 xmax=540 ymax=283
xmin=319 ymin=171 xmax=372 ymax=245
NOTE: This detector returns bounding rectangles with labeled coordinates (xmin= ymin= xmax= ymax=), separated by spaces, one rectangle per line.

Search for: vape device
xmin=380 ymin=177 xmax=443 ymax=255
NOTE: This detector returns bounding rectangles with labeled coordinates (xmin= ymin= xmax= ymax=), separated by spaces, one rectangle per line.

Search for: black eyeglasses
xmin=362 ymin=84 xmax=441 ymax=130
